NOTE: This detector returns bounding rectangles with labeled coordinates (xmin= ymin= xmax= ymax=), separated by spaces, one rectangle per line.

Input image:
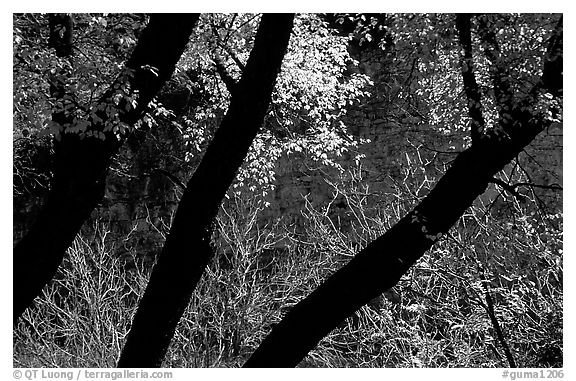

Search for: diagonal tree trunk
xmin=13 ymin=14 xmax=199 ymax=323
xmin=243 ymin=16 xmax=562 ymax=368
xmin=117 ymin=14 xmax=295 ymax=368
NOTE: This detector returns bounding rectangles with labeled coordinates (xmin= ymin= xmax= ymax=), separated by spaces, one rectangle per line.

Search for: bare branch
xmin=478 ymin=270 xmax=517 ymax=368
xmin=150 ymin=168 xmax=187 ymax=191
xmin=511 ymin=182 xmax=562 ymax=192
xmin=211 ymin=22 xmax=247 ymax=72
xmin=490 ymin=177 xmax=525 ymax=202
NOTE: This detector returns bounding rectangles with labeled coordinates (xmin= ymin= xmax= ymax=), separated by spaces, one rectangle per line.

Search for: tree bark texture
xmin=117 ymin=14 xmax=295 ymax=368
xmin=244 ymin=17 xmax=562 ymax=368
xmin=13 ymin=14 xmax=199 ymax=323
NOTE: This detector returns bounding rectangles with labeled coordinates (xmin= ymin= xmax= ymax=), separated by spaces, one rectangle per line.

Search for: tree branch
xmin=48 ymin=14 xmax=73 ymax=58
xmin=47 ymin=14 xmax=76 ymax=132
xmin=539 ymin=16 xmax=563 ymax=98
xmin=150 ymin=168 xmax=187 ymax=191
xmin=213 ymin=57 xmax=238 ymax=94
xmin=511 ymin=182 xmax=562 ymax=191
xmin=211 ymin=22 xmax=247 ymax=72
xmin=455 ymin=13 xmax=485 ymax=145
xmin=477 ymin=14 xmax=514 ymax=117
xmin=490 ymin=177 xmax=525 ymax=202
xmin=478 ymin=271 xmax=517 ymax=368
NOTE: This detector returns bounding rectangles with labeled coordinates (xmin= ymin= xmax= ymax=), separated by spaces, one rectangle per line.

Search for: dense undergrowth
xmin=13 ymin=154 xmax=562 ymax=368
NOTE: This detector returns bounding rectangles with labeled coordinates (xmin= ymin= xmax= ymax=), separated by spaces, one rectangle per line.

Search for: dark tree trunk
xmin=13 ymin=14 xmax=199 ymax=323
xmin=244 ymin=17 xmax=562 ymax=368
xmin=455 ymin=14 xmax=485 ymax=145
xmin=117 ymin=14 xmax=295 ymax=368
xmin=48 ymin=14 xmax=73 ymax=58
xmin=47 ymin=14 xmax=75 ymax=149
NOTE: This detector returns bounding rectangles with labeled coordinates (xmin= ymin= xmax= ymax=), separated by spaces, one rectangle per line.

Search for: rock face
xmin=259 ymin=44 xmax=448 ymax=237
